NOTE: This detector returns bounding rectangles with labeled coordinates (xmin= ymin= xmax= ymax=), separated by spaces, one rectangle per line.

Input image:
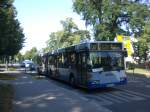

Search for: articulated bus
xmin=39 ymin=41 xmax=127 ymax=89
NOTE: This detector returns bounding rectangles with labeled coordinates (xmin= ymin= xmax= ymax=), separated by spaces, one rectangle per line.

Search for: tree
xmin=0 ymin=0 xmax=25 ymax=56
xmin=73 ymin=0 xmax=150 ymax=40
xmin=23 ymin=47 xmax=43 ymax=64
xmin=14 ymin=52 xmax=24 ymax=62
xmin=135 ymin=19 xmax=150 ymax=62
xmin=46 ymin=31 xmax=64 ymax=51
xmin=45 ymin=17 xmax=90 ymax=52
xmin=24 ymin=47 xmax=37 ymax=60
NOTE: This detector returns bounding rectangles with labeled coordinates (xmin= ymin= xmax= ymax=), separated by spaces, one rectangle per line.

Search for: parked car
xmin=21 ymin=60 xmax=36 ymax=71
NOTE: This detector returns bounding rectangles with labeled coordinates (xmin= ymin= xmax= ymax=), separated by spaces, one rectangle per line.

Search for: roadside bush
xmin=0 ymin=84 xmax=13 ymax=112
xmin=145 ymin=61 xmax=150 ymax=70
xmin=126 ymin=62 xmax=135 ymax=70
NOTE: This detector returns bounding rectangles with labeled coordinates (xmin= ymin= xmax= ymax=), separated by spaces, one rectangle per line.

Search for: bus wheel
xmin=70 ymin=76 xmax=75 ymax=87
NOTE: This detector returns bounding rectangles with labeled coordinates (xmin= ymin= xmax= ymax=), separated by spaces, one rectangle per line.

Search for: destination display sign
xmin=90 ymin=43 xmax=122 ymax=50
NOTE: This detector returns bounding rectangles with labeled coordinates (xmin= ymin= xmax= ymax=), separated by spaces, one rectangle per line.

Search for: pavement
xmin=5 ymin=71 xmax=111 ymax=112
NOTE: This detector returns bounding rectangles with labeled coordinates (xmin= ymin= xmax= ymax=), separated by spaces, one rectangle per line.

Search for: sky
xmin=13 ymin=0 xmax=86 ymax=54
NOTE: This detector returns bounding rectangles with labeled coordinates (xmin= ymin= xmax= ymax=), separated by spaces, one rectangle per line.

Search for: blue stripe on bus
xmin=87 ymin=78 xmax=127 ymax=89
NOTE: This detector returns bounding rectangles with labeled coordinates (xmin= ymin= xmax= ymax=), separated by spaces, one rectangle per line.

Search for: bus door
xmin=77 ymin=52 xmax=87 ymax=85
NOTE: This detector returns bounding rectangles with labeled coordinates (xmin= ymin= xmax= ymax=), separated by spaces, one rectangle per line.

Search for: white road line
xmin=85 ymin=95 xmax=113 ymax=105
xmin=101 ymin=92 xmax=130 ymax=102
xmin=113 ymin=91 xmax=145 ymax=101
xmin=146 ymin=85 xmax=150 ymax=88
xmin=97 ymin=94 xmax=122 ymax=103
xmin=122 ymin=89 xmax=150 ymax=98
xmin=84 ymin=88 xmax=150 ymax=106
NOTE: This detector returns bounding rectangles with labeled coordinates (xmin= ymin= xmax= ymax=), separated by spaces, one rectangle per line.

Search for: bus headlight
xmin=120 ymin=77 xmax=125 ymax=81
xmin=91 ymin=80 xmax=100 ymax=84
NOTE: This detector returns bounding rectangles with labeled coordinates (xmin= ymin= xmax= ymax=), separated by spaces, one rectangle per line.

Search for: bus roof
xmin=47 ymin=41 xmax=123 ymax=55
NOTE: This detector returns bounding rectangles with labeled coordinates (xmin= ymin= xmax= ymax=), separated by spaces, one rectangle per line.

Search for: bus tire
xmin=69 ymin=76 xmax=75 ymax=87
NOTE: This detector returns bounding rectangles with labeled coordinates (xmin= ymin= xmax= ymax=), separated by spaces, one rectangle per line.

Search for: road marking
xmin=113 ymin=91 xmax=144 ymax=101
xmin=83 ymin=89 xmax=150 ymax=106
xmin=98 ymin=94 xmax=122 ymax=103
xmin=102 ymin=92 xmax=130 ymax=102
xmin=146 ymin=85 xmax=150 ymax=88
xmin=122 ymin=89 xmax=150 ymax=98
xmin=85 ymin=95 xmax=113 ymax=105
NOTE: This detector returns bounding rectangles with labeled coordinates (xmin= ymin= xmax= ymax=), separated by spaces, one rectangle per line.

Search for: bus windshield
xmin=88 ymin=52 xmax=124 ymax=71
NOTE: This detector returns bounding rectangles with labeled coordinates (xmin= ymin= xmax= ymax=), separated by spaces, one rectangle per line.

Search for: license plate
xmin=105 ymin=73 xmax=113 ymax=76
xmin=107 ymin=84 xmax=114 ymax=87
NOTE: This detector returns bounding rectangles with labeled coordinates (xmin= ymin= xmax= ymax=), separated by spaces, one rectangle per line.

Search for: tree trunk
xmin=5 ymin=56 xmax=8 ymax=71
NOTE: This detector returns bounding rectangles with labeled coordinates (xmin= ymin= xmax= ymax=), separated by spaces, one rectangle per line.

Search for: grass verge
xmin=32 ymin=75 xmax=45 ymax=80
xmin=126 ymin=68 xmax=150 ymax=77
xmin=8 ymin=68 xmax=16 ymax=71
xmin=0 ymin=84 xmax=13 ymax=112
xmin=0 ymin=73 xmax=16 ymax=80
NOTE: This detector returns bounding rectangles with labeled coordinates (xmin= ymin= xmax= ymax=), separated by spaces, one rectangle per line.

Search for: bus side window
xmin=63 ymin=53 xmax=68 ymax=68
xmin=62 ymin=53 xmax=64 ymax=68
xmin=54 ymin=56 xmax=57 ymax=67
xmin=58 ymin=53 xmax=63 ymax=68
xmin=82 ymin=53 xmax=87 ymax=69
xmin=70 ymin=53 xmax=76 ymax=68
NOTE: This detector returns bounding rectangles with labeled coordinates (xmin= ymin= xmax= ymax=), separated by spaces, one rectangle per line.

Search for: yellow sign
xmin=116 ymin=35 xmax=133 ymax=56
xmin=116 ymin=35 xmax=123 ymax=42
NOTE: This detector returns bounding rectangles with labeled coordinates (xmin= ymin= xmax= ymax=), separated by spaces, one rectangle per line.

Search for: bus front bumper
xmin=87 ymin=78 xmax=127 ymax=89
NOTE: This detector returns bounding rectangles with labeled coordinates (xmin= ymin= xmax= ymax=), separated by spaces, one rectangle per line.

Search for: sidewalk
xmin=11 ymin=72 xmax=111 ymax=112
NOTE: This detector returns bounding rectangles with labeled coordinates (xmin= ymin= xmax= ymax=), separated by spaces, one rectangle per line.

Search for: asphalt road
xmin=11 ymin=72 xmax=110 ymax=112
xmin=49 ymin=73 xmax=150 ymax=112
xmin=2 ymin=69 xmax=149 ymax=112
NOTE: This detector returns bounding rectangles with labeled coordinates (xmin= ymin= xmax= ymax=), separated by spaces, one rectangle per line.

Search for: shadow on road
xmin=12 ymin=72 xmax=108 ymax=112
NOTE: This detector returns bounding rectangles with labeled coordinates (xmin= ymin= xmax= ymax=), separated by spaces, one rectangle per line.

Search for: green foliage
xmin=127 ymin=62 xmax=135 ymax=70
xmin=24 ymin=47 xmax=37 ymax=60
xmin=19 ymin=47 xmax=42 ymax=64
xmin=141 ymin=19 xmax=150 ymax=48
xmin=14 ymin=52 xmax=24 ymax=62
xmin=137 ymin=41 xmax=149 ymax=62
xmin=73 ymin=0 xmax=150 ymax=40
xmin=45 ymin=17 xmax=90 ymax=52
xmin=60 ymin=18 xmax=78 ymax=33
xmin=135 ymin=19 xmax=150 ymax=62
xmin=46 ymin=31 xmax=64 ymax=51
xmin=34 ymin=54 xmax=42 ymax=65
xmin=0 ymin=0 xmax=25 ymax=56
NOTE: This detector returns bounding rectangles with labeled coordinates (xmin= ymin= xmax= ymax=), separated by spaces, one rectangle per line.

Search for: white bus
xmin=40 ymin=41 xmax=127 ymax=89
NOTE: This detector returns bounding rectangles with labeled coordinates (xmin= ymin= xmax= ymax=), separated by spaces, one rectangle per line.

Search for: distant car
xmin=21 ymin=60 xmax=36 ymax=71
xmin=29 ymin=63 xmax=37 ymax=71
xmin=20 ymin=63 xmax=25 ymax=67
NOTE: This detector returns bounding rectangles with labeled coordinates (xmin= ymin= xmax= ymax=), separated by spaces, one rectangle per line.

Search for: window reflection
xmin=88 ymin=52 xmax=124 ymax=71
